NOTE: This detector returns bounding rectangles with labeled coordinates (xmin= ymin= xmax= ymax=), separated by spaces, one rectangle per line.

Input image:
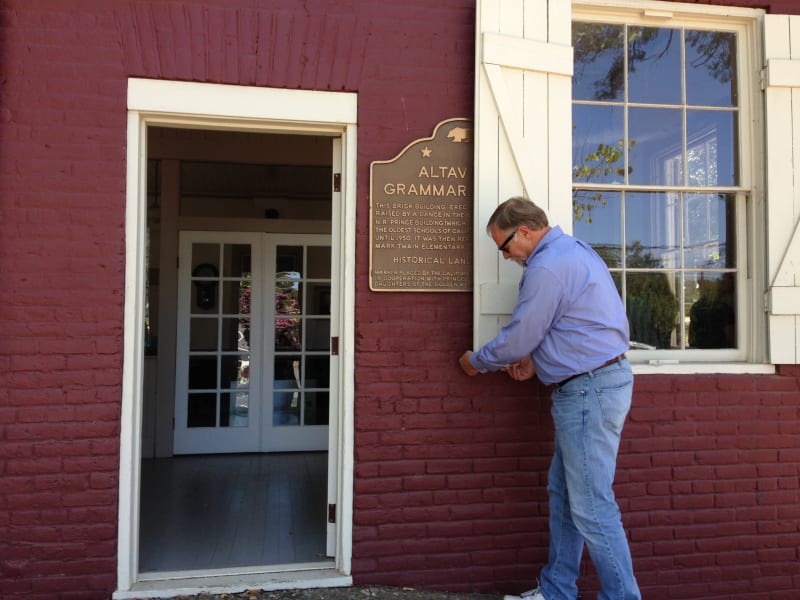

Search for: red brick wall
xmin=1 ymin=1 xmax=799 ymax=599
xmin=0 ymin=2 xmax=128 ymax=599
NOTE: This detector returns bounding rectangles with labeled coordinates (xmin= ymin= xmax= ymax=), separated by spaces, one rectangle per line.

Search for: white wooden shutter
xmin=473 ymin=0 xmax=573 ymax=348
xmin=764 ymin=14 xmax=800 ymax=364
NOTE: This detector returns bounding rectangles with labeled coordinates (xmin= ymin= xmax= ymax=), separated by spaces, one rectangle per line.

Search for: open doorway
xmin=139 ymin=128 xmax=333 ymax=573
xmin=118 ymin=79 xmax=356 ymax=597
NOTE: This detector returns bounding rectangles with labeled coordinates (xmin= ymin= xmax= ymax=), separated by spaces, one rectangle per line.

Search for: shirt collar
xmin=523 ymin=225 xmax=563 ymax=267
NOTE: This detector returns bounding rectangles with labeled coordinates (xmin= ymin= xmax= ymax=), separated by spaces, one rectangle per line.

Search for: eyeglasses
xmin=498 ymin=228 xmax=517 ymax=253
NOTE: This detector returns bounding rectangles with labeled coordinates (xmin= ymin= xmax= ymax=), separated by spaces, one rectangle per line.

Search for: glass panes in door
xmin=272 ymin=245 xmax=331 ymax=428
xmin=187 ymin=242 xmax=252 ymax=428
xmin=175 ymin=232 xmax=264 ymax=455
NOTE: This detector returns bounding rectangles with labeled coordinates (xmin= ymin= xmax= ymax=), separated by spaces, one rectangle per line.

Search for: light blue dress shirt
xmin=470 ymin=226 xmax=630 ymax=385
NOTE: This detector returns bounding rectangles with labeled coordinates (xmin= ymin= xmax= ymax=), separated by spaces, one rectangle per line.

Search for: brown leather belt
xmin=554 ymin=354 xmax=626 ymax=389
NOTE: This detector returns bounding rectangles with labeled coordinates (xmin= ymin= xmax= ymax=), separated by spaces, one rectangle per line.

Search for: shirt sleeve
xmin=470 ymin=266 xmax=563 ymax=372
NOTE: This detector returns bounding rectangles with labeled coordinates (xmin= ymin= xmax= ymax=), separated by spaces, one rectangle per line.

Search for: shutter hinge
xmin=333 ymin=173 xmax=341 ymax=192
xmin=328 ymin=503 xmax=336 ymax=523
xmin=331 ymin=336 xmax=339 ymax=355
xmin=760 ymin=67 xmax=769 ymax=91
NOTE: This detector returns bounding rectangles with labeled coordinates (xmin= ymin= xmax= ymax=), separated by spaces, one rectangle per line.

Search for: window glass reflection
xmin=221 ymin=355 xmax=249 ymax=387
xmin=628 ymin=107 xmax=683 ymax=186
xmin=626 ymin=272 xmax=680 ymax=350
xmin=275 ymin=273 xmax=302 ymax=350
xmin=628 ymin=27 xmax=681 ymax=105
xmin=687 ymin=272 xmax=736 ymax=348
xmin=273 ymin=384 xmax=299 ymax=426
xmin=573 ymin=104 xmax=626 ymax=185
xmin=572 ymin=19 xmax=740 ymax=352
xmin=684 ymin=193 xmax=735 ymax=269
xmin=625 ymin=192 xmax=680 ymax=269
xmin=685 ymin=30 xmax=737 ymax=107
xmin=573 ymin=191 xmax=622 ymax=269
xmin=686 ymin=110 xmax=737 ymax=186
xmin=573 ymin=22 xmax=625 ymax=101
xmin=222 ymin=391 xmax=249 ymax=428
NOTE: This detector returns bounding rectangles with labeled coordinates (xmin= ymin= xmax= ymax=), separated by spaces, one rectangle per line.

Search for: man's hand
xmin=501 ymin=355 xmax=536 ymax=381
xmin=458 ymin=350 xmax=480 ymax=376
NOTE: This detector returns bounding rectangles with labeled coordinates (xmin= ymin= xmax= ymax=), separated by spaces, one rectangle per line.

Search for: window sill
xmin=632 ymin=362 xmax=775 ymax=376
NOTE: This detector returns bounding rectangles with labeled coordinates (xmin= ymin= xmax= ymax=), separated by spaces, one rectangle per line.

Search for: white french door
xmin=174 ymin=231 xmax=332 ymax=454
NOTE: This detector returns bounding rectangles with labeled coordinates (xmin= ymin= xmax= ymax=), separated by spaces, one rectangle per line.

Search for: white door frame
xmin=117 ymin=79 xmax=356 ymax=596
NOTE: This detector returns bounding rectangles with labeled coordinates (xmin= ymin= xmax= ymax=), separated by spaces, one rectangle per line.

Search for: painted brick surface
xmin=1 ymin=1 xmax=800 ymax=599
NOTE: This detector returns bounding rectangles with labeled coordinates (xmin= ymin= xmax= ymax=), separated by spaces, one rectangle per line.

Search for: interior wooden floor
xmin=139 ymin=452 xmax=328 ymax=573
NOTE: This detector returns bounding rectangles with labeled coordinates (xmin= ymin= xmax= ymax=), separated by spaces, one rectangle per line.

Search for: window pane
xmin=191 ymin=244 xmax=219 ymax=272
xmin=223 ymin=390 xmax=249 ymax=428
xmin=273 ymin=356 xmax=300 ymax=427
xmin=573 ymin=22 xmax=625 ymax=101
xmin=275 ymin=275 xmax=302 ymax=350
xmin=573 ymin=190 xmax=623 ymax=269
xmin=573 ymin=104 xmax=626 ymax=184
xmin=684 ymin=193 xmax=735 ymax=269
xmin=189 ymin=318 xmax=217 ymax=351
xmin=187 ymin=393 xmax=216 ymax=428
xmin=191 ymin=265 xmax=219 ymax=314
xmin=625 ymin=192 xmax=680 ymax=269
xmin=221 ymin=318 xmax=246 ymax=351
xmin=305 ymin=356 xmax=330 ymax=388
xmin=223 ymin=244 xmax=251 ymax=278
xmin=222 ymin=281 xmax=249 ymax=314
xmin=221 ymin=355 xmax=249 ymax=387
xmin=304 ymin=392 xmax=329 ymax=426
xmin=275 ymin=317 xmax=302 ymax=350
xmin=687 ymin=272 xmax=736 ymax=348
xmin=686 ymin=109 xmax=737 ymax=186
xmin=237 ymin=317 xmax=250 ymax=352
xmin=306 ymin=319 xmax=331 ymax=351
xmin=307 ymin=283 xmax=331 ymax=315
xmin=628 ymin=27 xmax=682 ymax=105
xmin=273 ymin=382 xmax=299 ymax=426
xmin=307 ymin=246 xmax=331 ymax=278
xmin=188 ymin=356 xmax=217 ymax=389
xmin=626 ymin=272 xmax=680 ymax=350
xmin=685 ymin=30 xmax=737 ymax=107
xmin=628 ymin=107 xmax=683 ymax=185
xmin=277 ymin=246 xmax=303 ymax=274
xmin=275 ymin=355 xmax=301 ymax=384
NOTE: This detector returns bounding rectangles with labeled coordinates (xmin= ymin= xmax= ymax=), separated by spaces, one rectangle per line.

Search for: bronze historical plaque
xmin=370 ymin=118 xmax=473 ymax=292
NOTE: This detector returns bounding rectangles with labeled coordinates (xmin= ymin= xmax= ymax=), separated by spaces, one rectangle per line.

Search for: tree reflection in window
xmin=572 ymin=19 xmax=739 ymax=350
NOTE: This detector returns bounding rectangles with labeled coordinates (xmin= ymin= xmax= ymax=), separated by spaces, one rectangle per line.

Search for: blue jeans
xmin=539 ymin=358 xmax=640 ymax=600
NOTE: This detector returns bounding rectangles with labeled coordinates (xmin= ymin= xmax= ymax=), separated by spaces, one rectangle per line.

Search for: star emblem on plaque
xmin=369 ymin=118 xmax=473 ymax=292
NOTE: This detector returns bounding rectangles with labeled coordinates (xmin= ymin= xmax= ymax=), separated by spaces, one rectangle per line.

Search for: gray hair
xmin=486 ymin=196 xmax=549 ymax=233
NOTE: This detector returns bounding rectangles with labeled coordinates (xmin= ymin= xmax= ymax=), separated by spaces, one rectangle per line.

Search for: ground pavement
xmin=128 ymin=585 xmax=502 ymax=600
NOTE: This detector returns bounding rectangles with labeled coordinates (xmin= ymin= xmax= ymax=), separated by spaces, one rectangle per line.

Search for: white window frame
xmin=117 ymin=79 xmax=357 ymax=597
xmin=572 ymin=1 xmax=773 ymax=375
